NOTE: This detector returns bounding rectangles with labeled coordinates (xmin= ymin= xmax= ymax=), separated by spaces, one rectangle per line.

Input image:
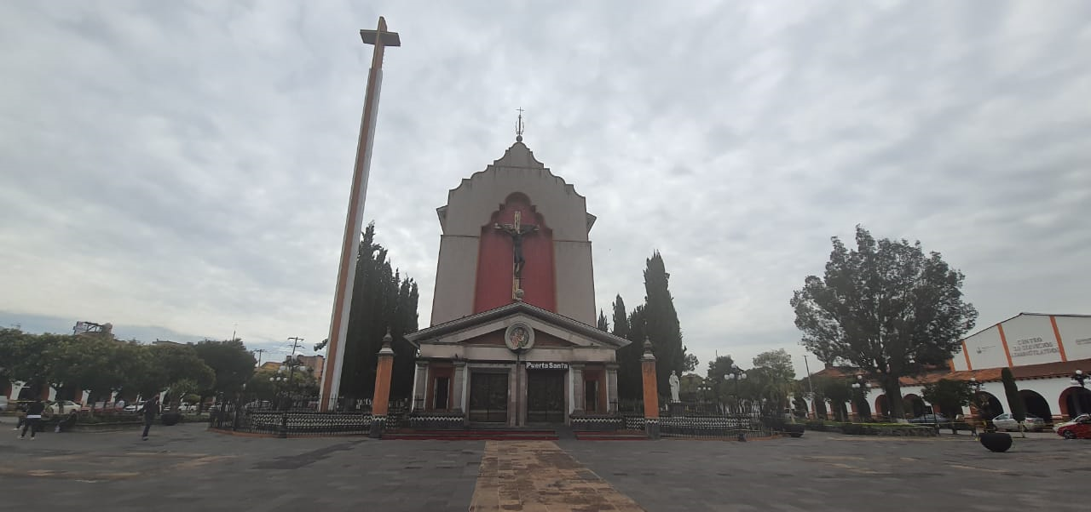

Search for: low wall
xmin=570 ymin=414 xmax=624 ymax=431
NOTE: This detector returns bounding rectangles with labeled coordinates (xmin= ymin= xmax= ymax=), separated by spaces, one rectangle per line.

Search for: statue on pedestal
xmin=669 ymin=371 xmax=681 ymax=403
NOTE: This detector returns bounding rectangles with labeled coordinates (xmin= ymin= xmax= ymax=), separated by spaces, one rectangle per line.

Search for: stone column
xmin=411 ymin=361 xmax=428 ymax=412
xmin=606 ymin=363 xmax=619 ymax=413
xmin=451 ymin=360 xmax=467 ymax=414
xmin=570 ymin=363 xmax=585 ymax=416
xmin=641 ymin=338 xmax=660 ymax=439
xmin=370 ymin=331 xmax=396 ymax=438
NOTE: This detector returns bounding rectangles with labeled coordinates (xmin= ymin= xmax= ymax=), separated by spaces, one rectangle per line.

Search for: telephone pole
xmin=253 ymin=349 xmax=266 ymax=367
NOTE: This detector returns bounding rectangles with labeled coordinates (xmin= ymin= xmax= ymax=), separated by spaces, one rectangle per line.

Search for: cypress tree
xmin=339 ymin=223 xmax=419 ymax=404
xmin=643 ymin=252 xmax=684 ymax=398
xmin=1001 ymin=367 xmax=1027 ymax=437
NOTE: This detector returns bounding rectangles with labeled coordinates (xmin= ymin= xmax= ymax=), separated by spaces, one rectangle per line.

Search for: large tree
xmin=193 ymin=339 xmax=256 ymax=399
xmin=612 ymin=296 xmax=643 ymax=400
xmin=339 ymin=223 xmax=420 ymax=404
xmin=790 ymin=226 xmax=978 ymax=420
xmin=921 ymin=378 xmax=974 ymax=433
xmin=618 ymin=304 xmax=647 ymax=400
xmin=643 ymin=251 xmax=686 ymax=398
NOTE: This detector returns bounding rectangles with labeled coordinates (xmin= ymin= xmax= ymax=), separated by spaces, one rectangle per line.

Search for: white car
xmin=46 ymin=400 xmax=80 ymax=415
xmin=993 ymin=413 xmax=1046 ymax=432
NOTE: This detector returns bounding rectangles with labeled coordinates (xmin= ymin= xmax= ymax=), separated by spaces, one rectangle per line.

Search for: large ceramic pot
xmin=979 ymin=432 xmax=1012 ymax=452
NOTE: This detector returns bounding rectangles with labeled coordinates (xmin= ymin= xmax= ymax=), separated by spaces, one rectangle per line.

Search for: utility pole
xmin=803 ymin=354 xmax=815 ymax=397
xmin=253 ymin=349 xmax=266 ymax=367
xmin=286 ymin=337 xmax=304 ymax=386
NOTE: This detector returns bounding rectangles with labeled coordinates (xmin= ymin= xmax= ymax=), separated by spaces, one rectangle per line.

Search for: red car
xmin=1055 ymin=414 xmax=1091 ymax=439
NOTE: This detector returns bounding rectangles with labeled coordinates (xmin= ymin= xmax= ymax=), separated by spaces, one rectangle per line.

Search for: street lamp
xmin=851 ymin=375 xmax=870 ymax=422
xmin=1071 ymin=370 xmax=1087 ymax=417
xmin=724 ymin=364 xmax=747 ymax=413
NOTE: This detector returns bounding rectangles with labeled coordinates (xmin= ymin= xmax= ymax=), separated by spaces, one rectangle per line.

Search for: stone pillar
xmin=606 ymin=363 xmax=619 ymax=413
xmin=411 ymin=360 xmax=428 ymax=412
xmin=451 ymin=360 xmax=467 ymax=414
xmin=641 ymin=338 xmax=660 ymax=439
xmin=570 ymin=363 xmax=585 ymax=416
xmin=370 ymin=331 xmax=396 ymax=438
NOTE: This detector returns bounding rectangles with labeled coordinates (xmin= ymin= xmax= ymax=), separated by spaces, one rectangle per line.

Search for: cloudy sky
xmin=2 ymin=1 xmax=1089 ymax=376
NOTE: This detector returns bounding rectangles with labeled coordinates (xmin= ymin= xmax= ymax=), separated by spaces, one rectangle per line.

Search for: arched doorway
xmin=974 ymin=391 xmax=1004 ymax=421
xmin=1019 ymin=389 xmax=1052 ymax=424
xmin=1059 ymin=387 xmax=1091 ymax=419
xmin=903 ymin=394 xmax=926 ymax=418
xmin=875 ymin=395 xmax=891 ymax=419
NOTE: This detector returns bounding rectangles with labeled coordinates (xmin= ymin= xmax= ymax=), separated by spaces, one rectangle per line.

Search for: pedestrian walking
xmin=140 ymin=395 xmax=159 ymax=441
xmin=13 ymin=401 xmax=27 ymax=431
xmin=20 ymin=398 xmax=45 ymax=440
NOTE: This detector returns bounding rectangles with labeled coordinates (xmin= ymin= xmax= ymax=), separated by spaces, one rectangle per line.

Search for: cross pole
xmin=320 ymin=17 xmax=401 ymax=412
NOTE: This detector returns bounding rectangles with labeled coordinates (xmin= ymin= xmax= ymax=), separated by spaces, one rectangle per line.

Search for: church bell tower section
xmin=431 ymin=140 xmax=597 ymax=326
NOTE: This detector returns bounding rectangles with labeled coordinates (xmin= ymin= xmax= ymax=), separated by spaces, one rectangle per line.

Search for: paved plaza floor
xmin=1 ymin=420 xmax=1089 ymax=511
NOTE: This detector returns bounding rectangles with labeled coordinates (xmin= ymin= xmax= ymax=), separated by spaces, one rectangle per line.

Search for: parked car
xmin=1055 ymin=414 xmax=1091 ymax=439
xmin=993 ymin=413 xmax=1047 ymax=432
xmin=908 ymin=413 xmax=950 ymax=424
xmin=46 ymin=400 xmax=81 ymax=415
xmin=123 ymin=402 xmax=143 ymax=413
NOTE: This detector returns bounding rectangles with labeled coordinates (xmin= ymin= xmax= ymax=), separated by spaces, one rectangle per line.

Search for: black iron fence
xmin=208 ymin=406 xmax=371 ymax=437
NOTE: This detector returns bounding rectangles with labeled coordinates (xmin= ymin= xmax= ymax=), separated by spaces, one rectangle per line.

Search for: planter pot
xmin=979 ymin=432 xmax=1012 ymax=452
xmin=784 ymin=424 xmax=805 ymax=438
xmin=161 ymin=412 xmax=183 ymax=426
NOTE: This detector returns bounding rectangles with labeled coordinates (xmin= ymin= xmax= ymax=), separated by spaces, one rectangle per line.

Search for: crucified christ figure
xmin=494 ymin=210 xmax=538 ymax=279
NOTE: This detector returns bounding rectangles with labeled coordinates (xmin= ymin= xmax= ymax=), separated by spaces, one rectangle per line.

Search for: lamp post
xmin=851 ymin=375 xmax=870 ymax=423
xmin=725 ymin=364 xmax=747 ymax=441
xmin=969 ymin=377 xmax=983 ymax=438
xmin=724 ymin=364 xmax=747 ymax=413
xmin=1071 ymin=370 xmax=1087 ymax=417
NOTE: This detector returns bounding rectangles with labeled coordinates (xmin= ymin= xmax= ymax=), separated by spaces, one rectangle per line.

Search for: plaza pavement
xmin=1 ymin=419 xmax=1089 ymax=512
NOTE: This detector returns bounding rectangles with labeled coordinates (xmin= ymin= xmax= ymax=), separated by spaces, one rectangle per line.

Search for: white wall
xmin=954 ymin=314 xmax=1091 ymax=371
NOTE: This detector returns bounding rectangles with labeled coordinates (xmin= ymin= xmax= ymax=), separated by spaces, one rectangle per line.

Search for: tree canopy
xmin=921 ymin=378 xmax=973 ymax=419
xmin=790 ymin=226 xmax=978 ymax=419
xmin=193 ymin=339 xmax=256 ymax=397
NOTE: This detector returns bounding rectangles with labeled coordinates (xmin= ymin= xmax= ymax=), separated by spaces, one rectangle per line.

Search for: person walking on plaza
xmin=13 ymin=401 xmax=27 ymax=431
xmin=140 ymin=395 xmax=159 ymax=441
xmin=20 ymin=398 xmax=45 ymax=440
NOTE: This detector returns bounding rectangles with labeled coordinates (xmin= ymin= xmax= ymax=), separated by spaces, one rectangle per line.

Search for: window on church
xmin=585 ymin=379 xmax=598 ymax=412
xmin=434 ymin=377 xmax=450 ymax=410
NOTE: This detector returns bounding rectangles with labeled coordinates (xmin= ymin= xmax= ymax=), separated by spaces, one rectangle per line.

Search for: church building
xmin=405 ymin=127 xmax=630 ymax=426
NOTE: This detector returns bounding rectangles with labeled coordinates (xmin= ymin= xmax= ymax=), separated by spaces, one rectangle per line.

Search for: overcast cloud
xmin=1 ymin=1 xmax=1089 ymax=375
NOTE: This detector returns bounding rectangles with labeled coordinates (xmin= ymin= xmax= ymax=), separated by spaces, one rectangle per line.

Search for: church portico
xmin=406 ymin=301 xmax=628 ymax=426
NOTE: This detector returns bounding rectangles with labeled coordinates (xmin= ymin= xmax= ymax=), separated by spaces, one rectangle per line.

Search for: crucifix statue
xmin=494 ymin=210 xmax=538 ymax=285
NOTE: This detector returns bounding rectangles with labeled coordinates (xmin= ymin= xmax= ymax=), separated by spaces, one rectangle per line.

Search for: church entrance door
xmin=526 ymin=370 xmax=566 ymax=423
xmin=468 ymin=372 xmax=508 ymax=423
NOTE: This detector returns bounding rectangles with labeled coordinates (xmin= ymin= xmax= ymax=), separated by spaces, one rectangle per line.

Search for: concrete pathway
xmin=470 ymin=440 xmax=643 ymax=511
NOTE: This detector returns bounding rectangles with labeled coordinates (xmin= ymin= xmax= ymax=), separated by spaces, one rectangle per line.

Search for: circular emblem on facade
xmin=505 ymin=322 xmax=535 ymax=352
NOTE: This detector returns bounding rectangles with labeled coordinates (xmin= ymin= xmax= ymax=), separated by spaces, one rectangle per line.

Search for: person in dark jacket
xmin=140 ymin=396 xmax=159 ymax=440
xmin=20 ymin=399 xmax=45 ymax=439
